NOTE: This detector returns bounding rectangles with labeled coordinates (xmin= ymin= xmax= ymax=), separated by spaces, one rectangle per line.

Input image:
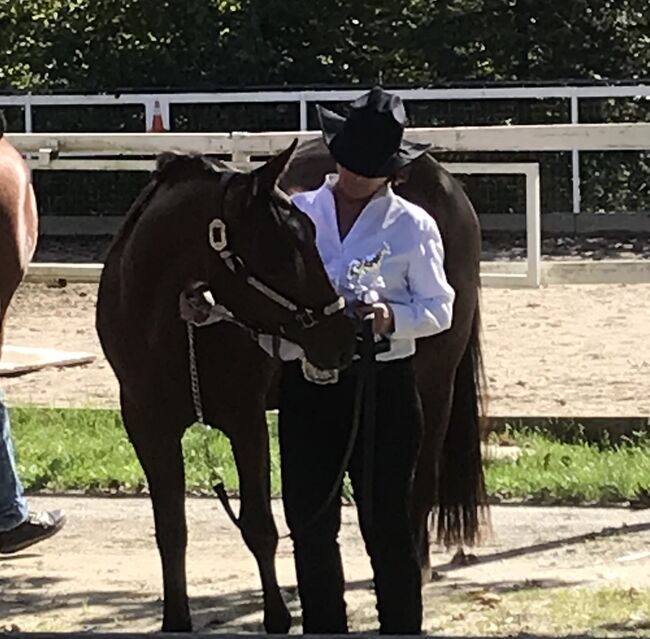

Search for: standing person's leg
xmin=279 ymin=362 xmax=357 ymax=633
xmin=0 ymin=391 xmax=65 ymax=554
xmin=350 ymin=358 xmax=423 ymax=634
xmin=0 ymin=391 xmax=28 ymax=532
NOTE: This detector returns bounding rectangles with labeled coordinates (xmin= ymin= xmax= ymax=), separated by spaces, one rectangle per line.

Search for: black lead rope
xmin=284 ymin=316 xmax=376 ymax=540
xmin=360 ymin=317 xmax=377 ymax=530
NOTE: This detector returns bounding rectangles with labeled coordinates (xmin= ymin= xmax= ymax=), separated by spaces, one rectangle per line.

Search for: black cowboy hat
xmin=316 ymin=86 xmax=431 ymax=178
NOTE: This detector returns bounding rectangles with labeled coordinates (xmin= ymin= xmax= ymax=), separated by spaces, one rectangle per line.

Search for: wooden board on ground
xmin=0 ymin=345 xmax=96 ymax=377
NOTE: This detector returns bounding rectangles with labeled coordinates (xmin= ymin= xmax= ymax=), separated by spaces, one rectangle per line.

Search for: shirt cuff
xmin=389 ymin=303 xmax=414 ymax=340
xmin=389 ymin=300 xmax=453 ymax=340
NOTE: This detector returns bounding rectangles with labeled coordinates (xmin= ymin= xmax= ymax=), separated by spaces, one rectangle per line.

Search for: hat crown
xmin=316 ymin=87 xmax=430 ymax=178
xmin=351 ymin=86 xmax=406 ymax=125
xmin=341 ymin=87 xmax=405 ymax=163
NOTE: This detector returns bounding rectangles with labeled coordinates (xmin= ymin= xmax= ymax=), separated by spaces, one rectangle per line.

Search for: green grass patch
xmin=361 ymin=582 xmax=650 ymax=635
xmin=448 ymin=586 xmax=650 ymax=637
xmin=9 ymin=406 xmax=281 ymax=495
xmin=486 ymin=427 xmax=650 ymax=504
xmin=7 ymin=406 xmax=650 ymax=503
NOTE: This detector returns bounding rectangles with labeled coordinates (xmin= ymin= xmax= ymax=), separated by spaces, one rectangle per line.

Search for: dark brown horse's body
xmin=97 ymin=139 xmax=487 ymax=633
xmin=96 ymin=145 xmax=356 ymax=633
xmin=0 ymin=112 xmax=39 ymax=357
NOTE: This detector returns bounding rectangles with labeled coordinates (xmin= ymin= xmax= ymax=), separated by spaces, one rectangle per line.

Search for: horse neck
xmin=120 ymin=180 xmax=217 ymax=302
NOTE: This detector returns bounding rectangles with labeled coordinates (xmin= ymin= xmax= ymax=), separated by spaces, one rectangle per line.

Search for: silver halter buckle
xmin=208 ymin=218 xmax=228 ymax=252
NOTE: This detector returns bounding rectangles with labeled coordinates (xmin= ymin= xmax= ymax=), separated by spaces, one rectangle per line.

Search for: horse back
xmin=396 ymin=154 xmax=481 ymax=292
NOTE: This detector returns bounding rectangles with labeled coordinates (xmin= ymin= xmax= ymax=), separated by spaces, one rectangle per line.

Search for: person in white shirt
xmin=279 ymin=87 xmax=455 ymax=635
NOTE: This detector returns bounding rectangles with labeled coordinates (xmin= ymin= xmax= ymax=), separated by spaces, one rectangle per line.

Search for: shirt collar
xmin=315 ymin=174 xmax=406 ymax=246
xmin=323 ymin=173 xmax=393 ymax=204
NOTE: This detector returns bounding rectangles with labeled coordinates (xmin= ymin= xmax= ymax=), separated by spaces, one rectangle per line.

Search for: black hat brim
xmin=316 ymin=105 xmax=431 ymax=176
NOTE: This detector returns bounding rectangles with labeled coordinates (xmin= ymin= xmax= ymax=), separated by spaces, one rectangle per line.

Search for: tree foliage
xmin=2 ymin=1 xmax=648 ymax=217
xmin=1 ymin=0 xmax=648 ymax=91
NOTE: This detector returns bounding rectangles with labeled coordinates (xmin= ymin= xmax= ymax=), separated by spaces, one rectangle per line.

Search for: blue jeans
xmin=0 ymin=391 xmax=28 ymax=532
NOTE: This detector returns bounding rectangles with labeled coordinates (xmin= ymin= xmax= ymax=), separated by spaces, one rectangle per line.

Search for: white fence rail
xmin=8 ymin=123 xmax=650 ymax=160
xmin=6 ymin=122 xmax=650 ymax=287
xmin=2 ymin=83 xmax=650 ymax=214
xmin=24 ymin=161 xmax=543 ymax=287
xmin=2 ymin=84 xmax=650 ymax=132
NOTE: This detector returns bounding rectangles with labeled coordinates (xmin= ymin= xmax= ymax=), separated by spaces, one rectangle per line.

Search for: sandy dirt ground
xmin=2 ymin=282 xmax=650 ymax=416
xmin=2 ymin=497 xmax=650 ymax=634
xmin=2 ymin=283 xmax=650 ymax=634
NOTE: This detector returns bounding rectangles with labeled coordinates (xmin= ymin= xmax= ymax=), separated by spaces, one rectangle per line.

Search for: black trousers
xmin=279 ymin=357 xmax=423 ymax=634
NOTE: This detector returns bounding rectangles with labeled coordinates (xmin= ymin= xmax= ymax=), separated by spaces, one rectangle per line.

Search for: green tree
xmin=1 ymin=0 xmax=648 ymax=91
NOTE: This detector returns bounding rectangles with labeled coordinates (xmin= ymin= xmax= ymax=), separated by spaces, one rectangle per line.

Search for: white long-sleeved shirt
xmin=190 ymin=174 xmax=455 ymax=364
xmin=291 ymin=174 xmax=455 ymax=362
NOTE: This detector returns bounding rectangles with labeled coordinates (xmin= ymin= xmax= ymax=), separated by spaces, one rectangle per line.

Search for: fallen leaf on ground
xmin=470 ymin=591 xmax=502 ymax=607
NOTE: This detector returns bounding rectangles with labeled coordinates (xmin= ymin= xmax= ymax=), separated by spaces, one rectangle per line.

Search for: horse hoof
xmin=162 ymin=617 xmax=193 ymax=633
xmin=264 ymin=605 xmax=292 ymax=634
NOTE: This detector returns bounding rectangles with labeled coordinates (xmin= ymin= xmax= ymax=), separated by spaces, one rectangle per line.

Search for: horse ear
xmin=252 ymin=138 xmax=299 ymax=195
xmin=393 ymin=164 xmax=412 ymax=187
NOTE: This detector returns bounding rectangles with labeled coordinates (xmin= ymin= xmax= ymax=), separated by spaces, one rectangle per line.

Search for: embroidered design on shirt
xmin=346 ymin=242 xmax=392 ymax=304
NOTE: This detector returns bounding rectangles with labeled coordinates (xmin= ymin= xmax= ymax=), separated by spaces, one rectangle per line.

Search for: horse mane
xmin=108 ymin=152 xmax=223 ymax=252
xmin=155 ymin=152 xmax=221 ymax=184
xmin=0 ymin=110 xmax=6 ymax=138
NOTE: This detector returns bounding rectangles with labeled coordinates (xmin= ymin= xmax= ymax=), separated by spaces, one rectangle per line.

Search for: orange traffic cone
xmin=148 ymin=99 xmax=167 ymax=132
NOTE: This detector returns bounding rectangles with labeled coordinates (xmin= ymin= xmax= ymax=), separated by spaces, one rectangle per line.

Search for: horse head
xmin=194 ymin=141 xmax=356 ymax=371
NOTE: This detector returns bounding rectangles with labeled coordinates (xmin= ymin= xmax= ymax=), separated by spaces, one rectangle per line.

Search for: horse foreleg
xmin=229 ymin=414 xmax=291 ymax=634
xmin=122 ymin=399 xmax=191 ymax=632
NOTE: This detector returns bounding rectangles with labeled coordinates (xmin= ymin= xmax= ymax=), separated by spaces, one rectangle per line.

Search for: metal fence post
xmin=25 ymin=93 xmax=33 ymax=132
xmin=526 ymin=164 xmax=542 ymax=287
xmin=299 ymin=94 xmax=308 ymax=131
xmin=571 ymin=94 xmax=581 ymax=215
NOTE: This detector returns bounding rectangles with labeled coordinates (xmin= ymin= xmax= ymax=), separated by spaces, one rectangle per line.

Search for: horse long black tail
xmin=0 ymin=110 xmax=6 ymax=137
xmin=434 ymin=301 xmax=489 ymax=547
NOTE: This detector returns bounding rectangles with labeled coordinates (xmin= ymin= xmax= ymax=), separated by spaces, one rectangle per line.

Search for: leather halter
xmin=208 ymin=171 xmax=346 ymax=335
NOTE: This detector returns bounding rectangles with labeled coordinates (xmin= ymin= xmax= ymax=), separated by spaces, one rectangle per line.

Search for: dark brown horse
xmin=281 ymin=139 xmax=488 ymax=583
xmin=0 ymin=111 xmax=39 ymax=357
xmin=97 ymin=138 xmax=487 ymax=633
xmin=96 ymin=142 xmax=357 ymax=633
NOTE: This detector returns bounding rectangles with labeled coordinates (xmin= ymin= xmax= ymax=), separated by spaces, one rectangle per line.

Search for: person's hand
xmin=355 ymin=302 xmax=394 ymax=336
xmin=179 ymin=284 xmax=213 ymax=325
